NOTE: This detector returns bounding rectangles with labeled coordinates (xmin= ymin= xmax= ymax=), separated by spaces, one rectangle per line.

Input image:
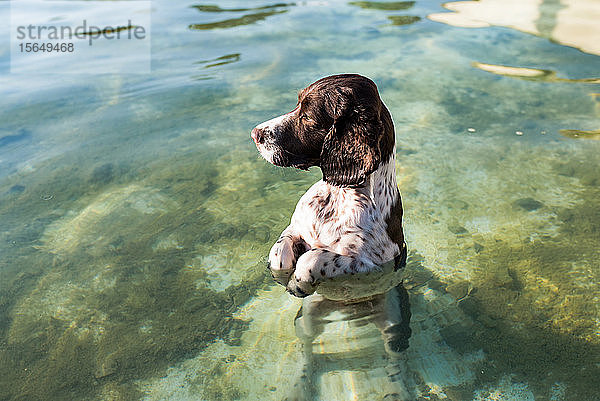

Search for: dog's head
xmin=251 ymin=74 xmax=395 ymax=187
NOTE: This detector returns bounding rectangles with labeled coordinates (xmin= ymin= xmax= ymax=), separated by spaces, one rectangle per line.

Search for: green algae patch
xmin=189 ymin=10 xmax=288 ymax=30
xmin=388 ymin=15 xmax=421 ymax=25
xmin=559 ymin=129 xmax=600 ymax=140
xmin=191 ymin=3 xmax=295 ymax=13
xmin=397 ymin=131 xmax=600 ymax=399
xmin=197 ymin=53 xmax=242 ymax=69
xmin=2 ymin=268 xmax=268 ymax=401
xmin=444 ymin=180 xmax=600 ymax=400
xmin=0 ymin=147 xmax=303 ymax=401
xmin=349 ymin=1 xmax=415 ymax=11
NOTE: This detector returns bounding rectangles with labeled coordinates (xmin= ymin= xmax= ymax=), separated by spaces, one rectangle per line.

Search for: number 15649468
xmin=19 ymin=42 xmax=74 ymax=52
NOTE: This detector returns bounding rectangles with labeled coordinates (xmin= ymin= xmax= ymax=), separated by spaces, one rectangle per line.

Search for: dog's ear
xmin=320 ymin=88 xmax=382 ymax=187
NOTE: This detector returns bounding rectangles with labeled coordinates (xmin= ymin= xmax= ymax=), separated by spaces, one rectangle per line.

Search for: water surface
xmin=0 ymin=0 xmax=599 ymax=400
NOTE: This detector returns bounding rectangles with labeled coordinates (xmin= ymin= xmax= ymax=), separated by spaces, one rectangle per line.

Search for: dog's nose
xmin=251 ymin=127 xmax=265 ymax=144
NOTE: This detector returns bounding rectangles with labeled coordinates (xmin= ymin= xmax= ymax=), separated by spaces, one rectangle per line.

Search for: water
xmin=0 ymin=0 xmax=599 ymax=400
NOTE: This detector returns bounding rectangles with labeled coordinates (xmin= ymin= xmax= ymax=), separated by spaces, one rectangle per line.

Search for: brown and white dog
xmin=252 ymin=74 xmax=412 ymax=399
xmin=252 ymin=74 xmax=407 ymax=299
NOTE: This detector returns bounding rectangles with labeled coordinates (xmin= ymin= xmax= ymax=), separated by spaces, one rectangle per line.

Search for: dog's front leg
xmin=287 ymin=250 xmax=371 ymax=297
xmin=268 ymin=227 xmax=310 ymax=286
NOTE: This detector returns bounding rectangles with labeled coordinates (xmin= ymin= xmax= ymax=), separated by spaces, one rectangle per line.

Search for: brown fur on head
xmin=251 ymin=74 xmax=395 ymax=187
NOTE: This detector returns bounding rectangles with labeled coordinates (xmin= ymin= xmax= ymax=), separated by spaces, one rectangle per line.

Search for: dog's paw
xmin=285 ymin=250 xmax=325 ymax=298
xmin=286 ymin=276 xmax=317 ymax=298
xmin=268 ymin=236 xmax=298 ymax=286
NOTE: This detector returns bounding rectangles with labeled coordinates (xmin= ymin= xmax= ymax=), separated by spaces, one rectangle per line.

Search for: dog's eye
xmin=300 ymin=114 xmax=312 ymax=122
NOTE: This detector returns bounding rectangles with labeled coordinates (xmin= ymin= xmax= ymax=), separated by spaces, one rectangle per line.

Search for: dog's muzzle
xmin=251 ymin=127 xmax=266 ymax=144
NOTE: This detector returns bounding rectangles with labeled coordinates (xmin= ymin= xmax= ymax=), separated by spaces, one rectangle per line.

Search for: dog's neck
xmin=319 ymin=152 xmax=398 ymax=215
xmin=366 ymin=152 xmax=399 ymax=213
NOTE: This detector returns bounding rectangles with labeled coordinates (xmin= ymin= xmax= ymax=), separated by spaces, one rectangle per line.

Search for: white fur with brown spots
xmin=253 ymin=74 xmax=406 ymax=299
xmin=254 ymin=74 xmax=412 ymax=399
xmin=269 ymin=154 xmax=405 ymax=298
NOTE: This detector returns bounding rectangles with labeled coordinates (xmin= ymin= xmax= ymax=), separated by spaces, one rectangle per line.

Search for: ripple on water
xmin=0 ymin=0 xmax=599 ymax=399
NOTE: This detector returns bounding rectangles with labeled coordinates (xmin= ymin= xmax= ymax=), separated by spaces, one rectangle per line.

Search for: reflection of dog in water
xmin=252 ymin=74 xmax=412 ymax=399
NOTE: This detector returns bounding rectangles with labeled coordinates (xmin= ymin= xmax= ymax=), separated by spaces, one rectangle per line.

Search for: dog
xmin=252 ymin=74 xmax=407 ymax=297
xmin=252 ymin=74 xmax=412 ymax=399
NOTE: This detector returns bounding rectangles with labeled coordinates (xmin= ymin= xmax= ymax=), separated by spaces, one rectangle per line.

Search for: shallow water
xmin=0 ymin=0 xmax=599 ymax=400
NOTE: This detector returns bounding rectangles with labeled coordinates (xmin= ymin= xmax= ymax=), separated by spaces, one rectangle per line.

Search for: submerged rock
xmin=8 ymin=184 xmax=25 ymax=194
xmin=89 ymin=163 xmax=115 ymax=185
xmin=513 ymin=197 xmax=544 ymax=211
xmin=448 ymin=224 xmax=469 ymax=235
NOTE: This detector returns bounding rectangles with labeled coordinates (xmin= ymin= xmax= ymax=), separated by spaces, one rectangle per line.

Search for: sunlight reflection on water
xmin=0 ymin=1 xmax=599 ymax=400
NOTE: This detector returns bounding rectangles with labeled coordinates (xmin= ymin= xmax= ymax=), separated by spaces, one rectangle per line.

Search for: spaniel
xmin=252 ymin=74 xmax=407 ymax=300
xmin=252 ymin=74 xmax=413 ymax=399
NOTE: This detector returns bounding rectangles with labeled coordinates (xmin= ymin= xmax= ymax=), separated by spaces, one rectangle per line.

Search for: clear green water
xmin=0 ymin=1 xmax=599 ymax=400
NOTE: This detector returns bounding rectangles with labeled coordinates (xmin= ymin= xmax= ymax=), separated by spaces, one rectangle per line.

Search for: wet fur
xmin=252 ymin=74 xmax=411 ymax=399
xmin=253 ymin=74 xmax=406 ymax=297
